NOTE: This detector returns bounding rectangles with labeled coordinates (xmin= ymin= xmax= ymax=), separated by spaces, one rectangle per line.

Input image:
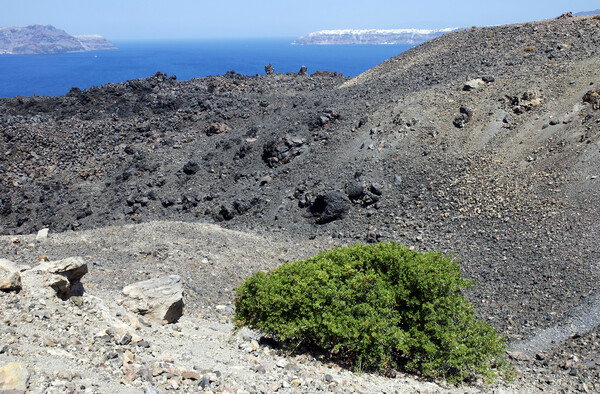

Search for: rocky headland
xmin=0 ymin=25 xmax=116 ymax=55
xmin=1 ymin=13 xmax=600 ymax=393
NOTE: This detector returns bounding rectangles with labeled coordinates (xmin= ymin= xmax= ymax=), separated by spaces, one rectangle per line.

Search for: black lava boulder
xmin=309 ymin=191 xmax=350 ymax=224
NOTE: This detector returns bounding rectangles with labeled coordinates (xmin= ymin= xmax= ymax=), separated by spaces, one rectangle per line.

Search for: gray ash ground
xmin=1 ymin=14 xmax=600 ymax=392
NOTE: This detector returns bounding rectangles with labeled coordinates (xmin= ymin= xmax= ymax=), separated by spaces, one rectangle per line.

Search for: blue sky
xmin=1 ymin=1 xmax=598 ymax=39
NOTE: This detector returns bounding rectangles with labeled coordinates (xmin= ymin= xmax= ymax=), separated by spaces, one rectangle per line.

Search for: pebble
xmin=276 ymin=359 xmax=287 ymax=368
xmin=118 ymin=332 xmax=133 ymax=345
xmin=106 ymin=350 xmax=119 ymax=359
xmin=199 ymin=376 xmax=211 ymax=388
xmin=182 ymin=370 xmax=201 ymax=380
xmin=123 ymin=350 xmax=135 ymax=364
xmin=137 ymin=340 xmax=151 ymax=348
xmin=207 ymin=372 xmax=218 ymax=382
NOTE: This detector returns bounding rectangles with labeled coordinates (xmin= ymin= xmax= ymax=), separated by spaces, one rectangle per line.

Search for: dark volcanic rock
xmin=206 ymin=123 xmax=229 ymax=136
xmin=309 ymin=191 xmax=350 ymax=224
xmin=262 ymin=136 xmax=306 ymax=167
xmin=216 ymin=205 xmax=236 ymax=222
xmin=453 ymin=112 xmax=469 ymax=128
xmin=583 ymin=89 xmax=600 ymax=109
xmin=453 ymin=107 xmax=474 ymax=128
xmin=183 ymin=161 xmax=200 ymax=175
xmin=345 ymin=181 xmax=364 ymax=201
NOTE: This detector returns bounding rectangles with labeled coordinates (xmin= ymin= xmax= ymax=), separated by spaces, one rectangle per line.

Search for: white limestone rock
xmin=21 ymin=257 xmax=88 ymax=299
xmin=122 ymin=275 xmax=184 ymax=324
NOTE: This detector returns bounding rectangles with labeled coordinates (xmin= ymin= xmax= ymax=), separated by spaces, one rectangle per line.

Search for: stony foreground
xmin=1 ymin=222 xmax=599 ymax=393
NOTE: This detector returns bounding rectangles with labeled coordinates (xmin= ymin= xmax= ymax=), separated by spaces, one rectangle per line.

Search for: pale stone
xmin=182 ymin=370 xmax=201 ymax=380
xmin=36 ymin=256 xmax=88 ymax=282
xmin=463 ymin=78 xmax=486 ymax=91
xmin=0 ymin=259 xmax=24 ymax=292
xmin=0 ymin=259 xmax=20 ymax=272
xmin=20 ymin=270 xmax=58 ymax=299
xmin=0 ymin=265 xmax=21 ymax=292
xmin=0 ymin=362 xmax=30 ymax=390
xmin=21 ymin=257 xmax=88 ymax=299
xmin=122 ymin=275 xmax=184 ymax=324
xmin=36 ymin=228 xmax=49 ymax=240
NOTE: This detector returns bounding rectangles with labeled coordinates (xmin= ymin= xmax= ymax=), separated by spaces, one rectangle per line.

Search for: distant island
xmin=293 ymin=28 xmax=460 ymax=45
xmin=0 ymin=24 xmax=116 ymax=55
xmin=574 ymin=9 xmax=600 ymax=16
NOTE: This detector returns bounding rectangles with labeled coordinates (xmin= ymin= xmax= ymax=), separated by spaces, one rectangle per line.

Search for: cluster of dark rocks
xmin=262 ymin=135 xmax=307 ymax=167
xmin=452 ymin=106 xmax=474 ymax=128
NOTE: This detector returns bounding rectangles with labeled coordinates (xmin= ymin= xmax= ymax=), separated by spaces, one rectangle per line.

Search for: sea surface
xmin=0 ymin=39 xmax=413 ymax=98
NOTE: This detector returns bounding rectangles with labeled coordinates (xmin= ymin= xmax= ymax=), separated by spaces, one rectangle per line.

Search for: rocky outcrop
xmin=20 ymin=257 xmax=88 ymax=299
xmin=36 ymin=257 xmax=88 ymax=282
xmin=453 ymin=107 xmax=473 ymax=128
xmin=0 ymin=25 xmax=115 ymax=55
xmin=122 ymin=275 xmax=184 ymax=324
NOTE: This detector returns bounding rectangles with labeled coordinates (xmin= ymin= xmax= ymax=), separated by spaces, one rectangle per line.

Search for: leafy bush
xmin=234 ymin=242 xmax=510 ymax=383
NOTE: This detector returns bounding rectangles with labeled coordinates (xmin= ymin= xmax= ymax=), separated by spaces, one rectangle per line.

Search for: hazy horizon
xmin=1 ymin=1 xmax=599 ymax=40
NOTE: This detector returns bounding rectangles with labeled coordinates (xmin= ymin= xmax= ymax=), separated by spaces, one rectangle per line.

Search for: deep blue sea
xmin=0 ymin=39 xmax=413 ymax=98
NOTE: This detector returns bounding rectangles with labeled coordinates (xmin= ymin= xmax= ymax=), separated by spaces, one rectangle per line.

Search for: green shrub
xmin=234 ymin=242 xmax=510 ymax=383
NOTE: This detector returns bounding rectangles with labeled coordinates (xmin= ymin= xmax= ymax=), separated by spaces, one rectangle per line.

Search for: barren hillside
xmin=1 ymin=14 xmax=599 ymax=393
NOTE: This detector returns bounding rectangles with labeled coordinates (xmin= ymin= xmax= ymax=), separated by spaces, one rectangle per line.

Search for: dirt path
xmin=512 ymin=289 xmax=600 ymax=355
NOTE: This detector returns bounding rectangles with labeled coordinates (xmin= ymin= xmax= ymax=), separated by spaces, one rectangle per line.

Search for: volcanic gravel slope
xmin=1 ymin=14 xmax=600 ymax=391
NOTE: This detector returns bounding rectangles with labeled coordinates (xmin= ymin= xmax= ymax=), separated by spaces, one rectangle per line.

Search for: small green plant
xmin=234 ymin=242 xmax=511 ymax=383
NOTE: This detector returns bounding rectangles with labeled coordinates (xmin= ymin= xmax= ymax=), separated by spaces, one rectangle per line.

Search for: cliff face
xmin=0 ymin=25 xmax=116 ymax=55
xmin=74 ymin=35 xmax=117 ymax=51
xmin=293 ymin=28 xmax=460 ymax=45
